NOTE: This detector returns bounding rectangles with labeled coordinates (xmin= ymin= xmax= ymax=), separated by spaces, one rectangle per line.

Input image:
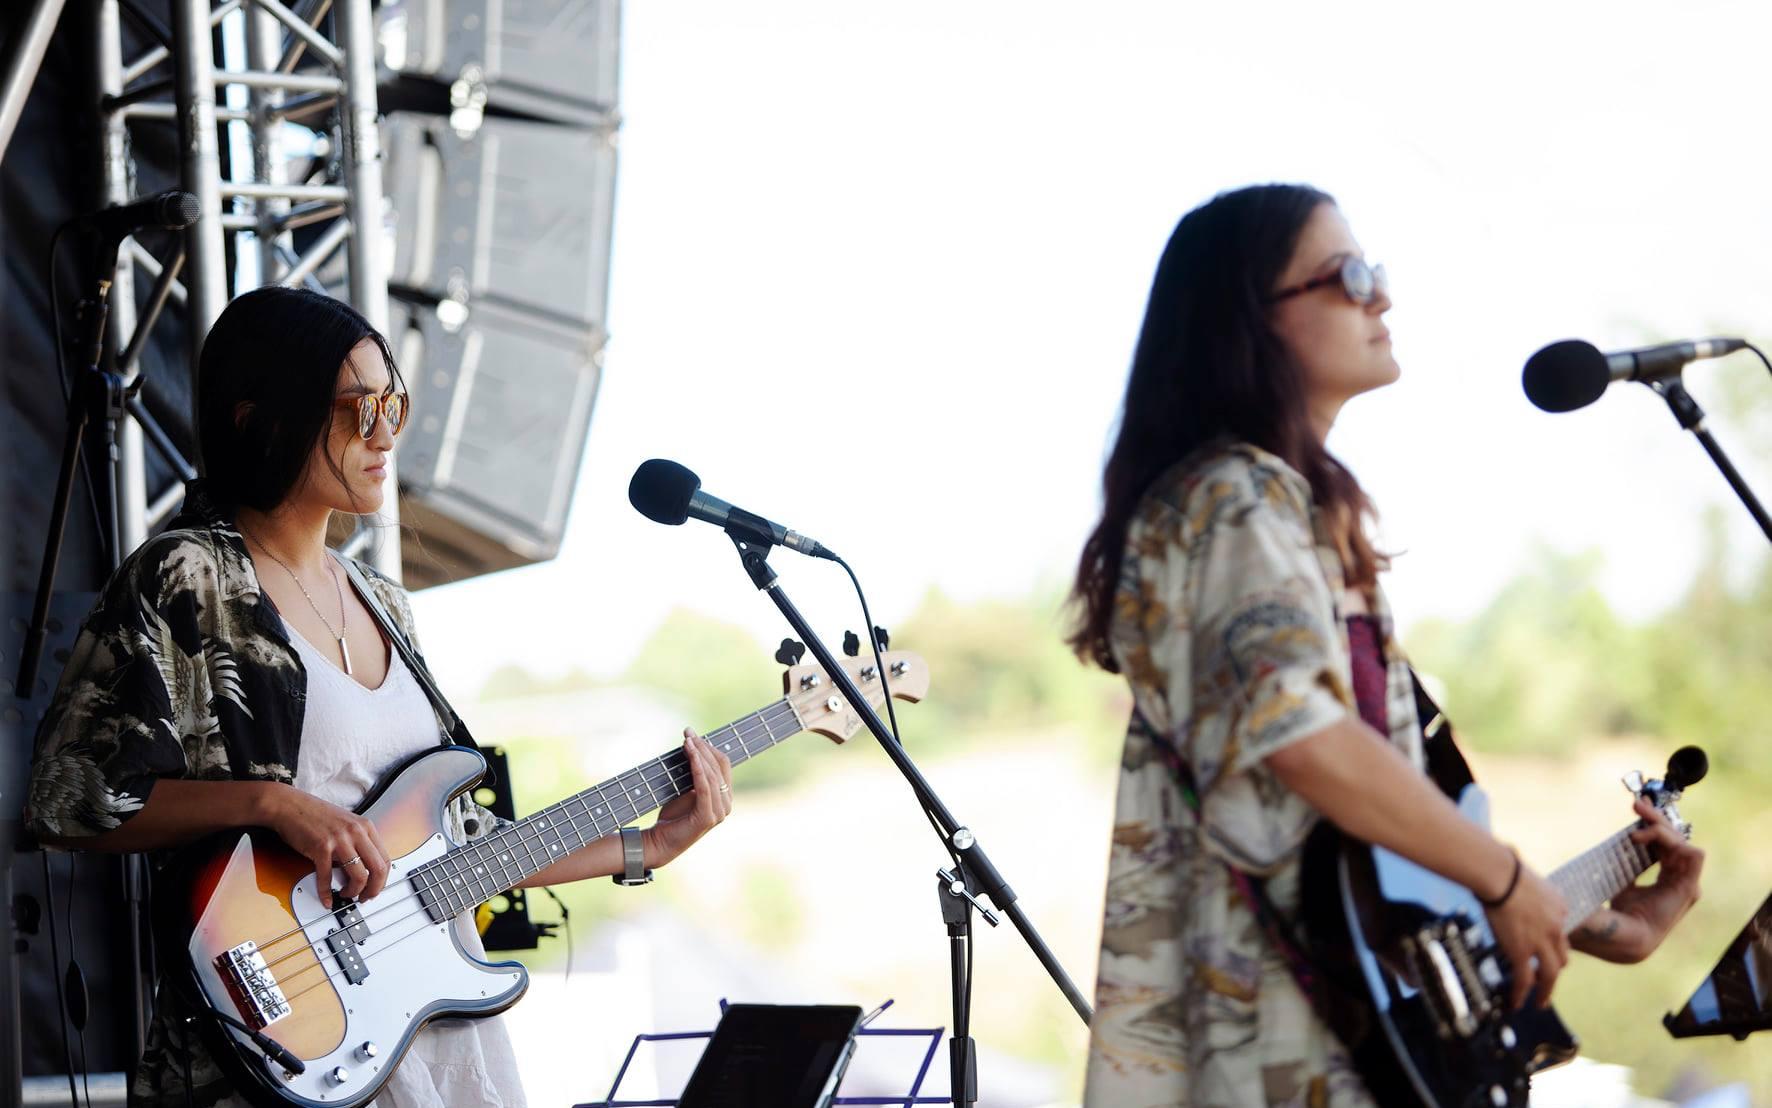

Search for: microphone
xmin=71 ymin=189 xmax=202 ymax=243
xmin=1523 ymin=337 xmax=1747 ymax=413
xmin=628 ymin=459 xmax=838 ymax=560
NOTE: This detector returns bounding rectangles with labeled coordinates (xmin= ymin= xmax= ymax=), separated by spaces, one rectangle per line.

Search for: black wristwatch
xmin=611 ymin=825 xmax=654 ymax=886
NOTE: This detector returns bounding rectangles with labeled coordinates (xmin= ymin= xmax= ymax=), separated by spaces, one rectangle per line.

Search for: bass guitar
xmin=157 ymin=650 xmax=928 ymax=1108
xmin=1301 ymin=745 xmax=1706 ymax=1108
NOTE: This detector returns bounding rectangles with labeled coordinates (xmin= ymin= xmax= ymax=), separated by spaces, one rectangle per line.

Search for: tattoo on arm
xmin=1578 ymin=915 xmax=1621 ymax=942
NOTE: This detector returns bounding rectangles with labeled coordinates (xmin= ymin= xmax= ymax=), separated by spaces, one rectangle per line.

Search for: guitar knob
xmin=355 ymin=1041 xmax=378 ymax=1062
xmin=1498 ymin=1025 xmax=1516 ymax=1050
xmin=328 ymin=1066 xmax=350 ymax=1087
xmin=1488 ymin=1085 xmax=1508 ymax=1107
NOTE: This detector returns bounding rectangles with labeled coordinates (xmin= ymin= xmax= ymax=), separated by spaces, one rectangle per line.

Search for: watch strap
xmin=612 ymin=825 xmax=654 ymax=886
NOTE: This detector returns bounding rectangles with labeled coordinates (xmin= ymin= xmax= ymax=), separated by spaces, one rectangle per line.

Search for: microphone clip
xmin=728 ymin=532 xmax=779 ymax=591
xmin=721 ymin=505 xmax=785 ymax=551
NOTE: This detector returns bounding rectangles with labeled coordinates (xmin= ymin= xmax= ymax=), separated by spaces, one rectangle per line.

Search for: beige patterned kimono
xmin=1083 ymin=442 xmax=1425 ymax=1108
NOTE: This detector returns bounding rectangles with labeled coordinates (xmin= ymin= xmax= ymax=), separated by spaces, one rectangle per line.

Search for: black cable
xmin=41 ymin=853 xmax=80 ymax=1108
xmin=833 ymin=555 xmax=963 ymax=863
xmin=1745 ymin=341 xmax=1772 ymax=379
xmin=964 ymin=920 xmax=974 ymax=1056
xmin=49 ymin=222 xmax=73 ymax=406
xmin=832 ymin=556 xmax=902 ymax=743
xmin=206 ymin=1009 xmax=305 ymax=1074
xmin=181 ymin=1014 xmax=196 ymax=1108
xmin=46 ymin=222 xmax=113 ymax=560
xmin=64 ymin=857 xmax=92 ymax=1108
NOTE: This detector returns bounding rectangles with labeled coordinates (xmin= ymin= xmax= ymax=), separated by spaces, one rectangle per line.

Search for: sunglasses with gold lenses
xmin=342 ymin=391 xmax=409 ymax=439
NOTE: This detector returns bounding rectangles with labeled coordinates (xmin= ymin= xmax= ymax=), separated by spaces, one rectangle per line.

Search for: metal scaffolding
xmin=1 ymin=5 xmax=402 ymax=1097
xmin=96 ymin=0 xmax=401 ymax=575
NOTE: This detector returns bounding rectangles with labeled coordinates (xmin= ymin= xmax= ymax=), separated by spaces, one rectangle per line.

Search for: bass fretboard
xmin=411 ymin=697 xmax=804 ymax=920
xmin=1548 ymin=824 xmax=1654 ymax=933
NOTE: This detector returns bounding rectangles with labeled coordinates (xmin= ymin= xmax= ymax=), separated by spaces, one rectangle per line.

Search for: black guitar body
xmin=1298 ymin=784 xmax=1579 ymax=1108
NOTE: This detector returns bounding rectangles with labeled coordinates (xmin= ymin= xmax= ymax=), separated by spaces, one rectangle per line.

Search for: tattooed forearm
xmin=1578 ymin=916 xmax=1621 ymax=942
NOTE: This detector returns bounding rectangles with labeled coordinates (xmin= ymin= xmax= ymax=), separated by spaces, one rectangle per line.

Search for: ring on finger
xmin=341 ymin=855 xmax=364 ymax=869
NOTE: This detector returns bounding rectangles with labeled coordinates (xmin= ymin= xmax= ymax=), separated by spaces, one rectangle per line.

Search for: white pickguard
xmin=189 ymin=831 xmax=527 ymax=1106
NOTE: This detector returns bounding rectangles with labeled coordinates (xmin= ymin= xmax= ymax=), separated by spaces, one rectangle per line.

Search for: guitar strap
xmin=335 ymin=555 xmax=486 ymax=766
xmin=1133 ymin=662 xmax=1476 ymax=1033
xmin=1412 ymin=668 xmax=1475 ymax=799
xmin=1131 ymin=705 xmax=1331 ymax=1017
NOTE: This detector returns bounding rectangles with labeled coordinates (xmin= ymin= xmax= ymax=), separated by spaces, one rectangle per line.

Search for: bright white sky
xmin=412 ymin=0 xmax=1772 ymax=702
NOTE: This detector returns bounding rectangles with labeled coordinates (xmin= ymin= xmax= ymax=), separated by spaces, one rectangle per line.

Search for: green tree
xmin=1407 ymin=547 xmax=1652 ymax=753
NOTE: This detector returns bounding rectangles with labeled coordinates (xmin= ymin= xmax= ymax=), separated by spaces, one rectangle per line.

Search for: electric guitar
xmin=1300 ymin=745 xmax=1706 ymax=1108
xmin=157 ymin=651 xmax=929 ymax=1108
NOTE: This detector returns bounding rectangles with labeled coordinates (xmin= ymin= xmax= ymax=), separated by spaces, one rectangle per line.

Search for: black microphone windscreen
xmin=1523 ymin=339 xmax=1611 ymax=413
xmin=629 ymin=459 xmax=700 ymax=525
xmin=1665 ymin=745 xmax=1708 ymax=791
xmin=158 ymin=190 xmax=201 ymax=229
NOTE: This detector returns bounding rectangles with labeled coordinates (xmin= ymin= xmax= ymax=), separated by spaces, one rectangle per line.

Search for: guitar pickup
xmin=1406 ymin=923 xmax=1483 ymax=1041
xmin=325 ymin=901 xmax=372 ymax=985
xmin=332 ymin=900 xmax=371 ymax=942
xmin=326 ymin=932 xmax=369 ymax=985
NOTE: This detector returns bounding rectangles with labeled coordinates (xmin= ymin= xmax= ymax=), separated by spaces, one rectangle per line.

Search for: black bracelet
xmin=1478 ymin=848 xmax=1521 ymax=910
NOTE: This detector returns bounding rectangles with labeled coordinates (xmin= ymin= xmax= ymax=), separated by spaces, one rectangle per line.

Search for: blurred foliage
xmin=1409 ymin=516 xmax=1772 ymax=775
xmin=889 ymin=586 xmax=1128 ymax=757
xmin=479 ymin=663 xmax=600 ymax=700
xmin=480 ymin=592 xmax=1131 ymax=792
xmin=625 ymin=608 xmax=782 ymax=728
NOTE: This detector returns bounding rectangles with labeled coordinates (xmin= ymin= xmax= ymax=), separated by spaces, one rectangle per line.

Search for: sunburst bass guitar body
xmin=156 ymin=651 xmax=929 ymax=1107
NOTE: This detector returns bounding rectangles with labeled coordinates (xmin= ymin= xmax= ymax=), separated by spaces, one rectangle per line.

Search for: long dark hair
xmin=1068 ymin=183 xmax=1386 ymax=672
xmin=197 ymin=287 xmax=402 ymax=514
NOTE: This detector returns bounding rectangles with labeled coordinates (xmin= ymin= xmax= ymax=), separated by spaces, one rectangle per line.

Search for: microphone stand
xmin=17 ymin=228 xmax=196 ymax=1063
xmin=1651 ymin=377 xmax=1772 ymax=544
xmin=724 ymin=533 xmax=1092 ymax=1108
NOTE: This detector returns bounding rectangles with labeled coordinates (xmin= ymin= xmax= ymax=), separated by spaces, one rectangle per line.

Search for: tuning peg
xmin=873 ymin=626 xmax=890 ymax=650
xmin=774 ymin=639 xmax=806 ymax=667
xmin=842 ymin=631 xmax=861 ymax=657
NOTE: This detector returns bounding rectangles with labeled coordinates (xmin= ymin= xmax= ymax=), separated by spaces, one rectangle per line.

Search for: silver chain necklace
xmin=245 ymin=533 xmax=354 ymax=675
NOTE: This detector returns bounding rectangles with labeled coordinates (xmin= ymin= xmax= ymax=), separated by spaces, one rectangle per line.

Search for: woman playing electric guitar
xmin=26 ymin=287 xmax=735 ymax=1108
xmin=1069 ymin=185 xmax=1705 ymax=1106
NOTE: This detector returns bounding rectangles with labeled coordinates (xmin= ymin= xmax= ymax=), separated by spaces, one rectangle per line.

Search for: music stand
xmin=575 ymin=998 xmax=948 ymax=1108
xmin=676 ymin=1004 xmax=861 ymax=1108
xmin=1665 ymin=891 xmax=1772 ymax=1041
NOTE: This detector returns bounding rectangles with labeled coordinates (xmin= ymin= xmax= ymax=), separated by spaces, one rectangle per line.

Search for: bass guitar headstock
xmin=784 ymin=650 xmax=929 ymax=744
xmin=1623 ymin=744 xmax=1707 ymax=838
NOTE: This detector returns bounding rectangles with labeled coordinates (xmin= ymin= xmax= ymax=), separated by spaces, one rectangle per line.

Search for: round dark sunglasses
xmin=1267 ymin=255 xmax=1388 ymax=306
xmin=337 ymin=391 xmax=410 ymax=439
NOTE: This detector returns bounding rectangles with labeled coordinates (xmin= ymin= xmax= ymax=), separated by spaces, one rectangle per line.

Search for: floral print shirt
xmin=1082 ymin=442 xmax=1424 ymax=1108
xmin=25 ymin=480 xmax=497 ymax=1107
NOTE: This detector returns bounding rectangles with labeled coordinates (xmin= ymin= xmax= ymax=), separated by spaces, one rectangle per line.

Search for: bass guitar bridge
xmin=216 ymin=941 xmax=291 ymax=1030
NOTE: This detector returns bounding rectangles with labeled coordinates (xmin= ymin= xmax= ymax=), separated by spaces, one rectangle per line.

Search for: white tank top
xmin=288 ymin=621 xmax=439 ymax=809
xmin=277 ymin=612 xmax=529 ymax=1108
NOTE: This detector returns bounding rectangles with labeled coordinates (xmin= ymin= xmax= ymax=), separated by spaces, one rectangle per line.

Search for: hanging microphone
xmin=1522 ymin=337 xmax=1748 ymax=413
xmin=628 ymin=459 xmax=838 ymax=560
xmin=70 ymin=189 xmax=201 ymax=244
